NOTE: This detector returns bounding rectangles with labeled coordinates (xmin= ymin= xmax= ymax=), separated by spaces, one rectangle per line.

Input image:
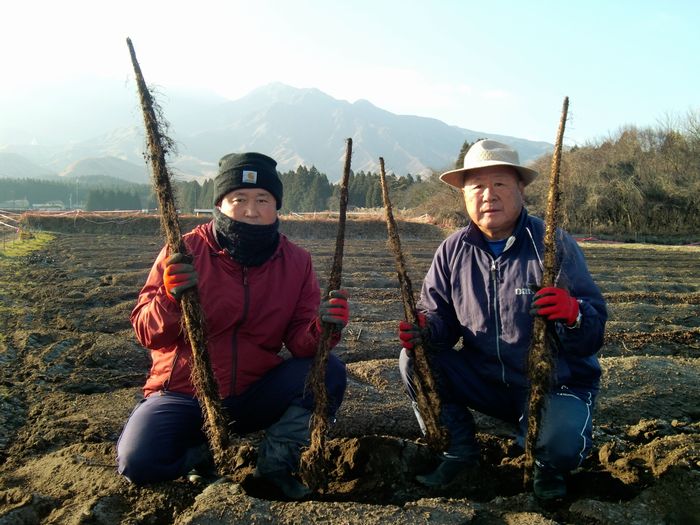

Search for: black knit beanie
xmin=213 ymin=152 xmax=283 ymax=209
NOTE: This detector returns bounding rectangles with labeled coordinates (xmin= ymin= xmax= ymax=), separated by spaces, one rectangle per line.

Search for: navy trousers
xmin=117 ymin=355 xmax=346 ymax=484
xmin=399 ymin=348 xmax=595 ymax=472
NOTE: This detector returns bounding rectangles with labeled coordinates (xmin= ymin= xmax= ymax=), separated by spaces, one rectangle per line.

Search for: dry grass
xmin=20 ymin=212 xmax=446 ymax=241
xmin=581 ymin=241 xmax=700 ymax=253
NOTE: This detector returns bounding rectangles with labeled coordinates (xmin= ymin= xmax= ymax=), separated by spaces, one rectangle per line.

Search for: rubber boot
xmin=255 ymin=404 xmax=312 ymax=500
xmin=182 ymin=443 xmax=224 ymax=485
xmin=415 ymin=402 xmax=480 ymax=488
xmin=533 ymin=463 xmax=567 ymax=500
xmin=415 ymin=455 xmax=478 ymax=488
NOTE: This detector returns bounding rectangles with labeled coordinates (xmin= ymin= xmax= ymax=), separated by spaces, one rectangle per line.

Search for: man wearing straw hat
xmin=398 ymin=139 xmax=607 ymax=500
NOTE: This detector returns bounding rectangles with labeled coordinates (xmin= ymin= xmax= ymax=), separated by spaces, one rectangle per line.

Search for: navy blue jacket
xmin=420 ymin=209 xmax=606 ymax=392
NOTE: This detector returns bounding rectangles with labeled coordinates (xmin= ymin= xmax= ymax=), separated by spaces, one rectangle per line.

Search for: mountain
xmin=0 ymin=152 xmax=57 ymax=179
xmin=0 ymin=80 xmax=552 ymax=184
xmin=59 ymin=156 xmax=149 ymax=184
xmin=178 ymin=83 xmax=551 ymax=179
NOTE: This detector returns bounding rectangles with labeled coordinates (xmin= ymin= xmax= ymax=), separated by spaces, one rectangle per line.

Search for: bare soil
xmin=0 ymin=216 xmax=699 ymax=524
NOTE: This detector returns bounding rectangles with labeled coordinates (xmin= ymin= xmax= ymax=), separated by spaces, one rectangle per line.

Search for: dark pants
xmin=399 ymin=348 xmax=594 ymax=472
xmin=117 ymin=355 xmax=346 ymax=484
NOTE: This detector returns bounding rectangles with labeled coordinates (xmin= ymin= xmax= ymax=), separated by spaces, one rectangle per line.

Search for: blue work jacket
xmin=420 ymin=209 xmax=607 ymax=392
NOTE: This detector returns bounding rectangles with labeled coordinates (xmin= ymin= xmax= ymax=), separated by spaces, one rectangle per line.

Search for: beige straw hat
xmin=440 ymin=139 xmax=539 ymax=188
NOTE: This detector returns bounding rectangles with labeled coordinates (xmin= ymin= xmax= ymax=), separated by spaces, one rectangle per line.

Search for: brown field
xmin=0 ymin=214 xmax=698 ymax=524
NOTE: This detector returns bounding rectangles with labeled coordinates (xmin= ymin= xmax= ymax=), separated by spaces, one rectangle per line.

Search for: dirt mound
xmin=1 ymin=230 xmax=699 ymax=524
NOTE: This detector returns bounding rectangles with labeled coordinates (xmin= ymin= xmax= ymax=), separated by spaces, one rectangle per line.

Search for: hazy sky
xmin=2 ymin=0 xmax=699 ymax=145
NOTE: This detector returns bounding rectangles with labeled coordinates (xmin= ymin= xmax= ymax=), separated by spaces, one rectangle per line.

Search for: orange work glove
xmin=163 ymin=253 xmax=198 ymax=301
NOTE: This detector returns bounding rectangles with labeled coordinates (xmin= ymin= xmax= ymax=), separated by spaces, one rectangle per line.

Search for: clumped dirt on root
xmin=0 ymin=219 xmax=699 ymax=524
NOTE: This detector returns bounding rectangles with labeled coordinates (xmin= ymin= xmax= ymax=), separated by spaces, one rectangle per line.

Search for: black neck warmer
xmin=213 ymin=208 xmax=280 ymax=267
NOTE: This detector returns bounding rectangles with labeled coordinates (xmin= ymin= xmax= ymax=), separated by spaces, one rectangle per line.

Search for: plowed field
xmin=1 ymin=215 xmax=698 ymax=524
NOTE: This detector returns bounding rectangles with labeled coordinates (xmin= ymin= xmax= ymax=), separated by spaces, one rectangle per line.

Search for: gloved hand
xmin=531 ymin=286 xmax=580 ymax=326
xmin=319 ymin=289 xmax=349 ymax=328
xmin=398 ymin=313 xmax=428 ymax=350
xmin=163 ymin=253 xmax=198 ymax=301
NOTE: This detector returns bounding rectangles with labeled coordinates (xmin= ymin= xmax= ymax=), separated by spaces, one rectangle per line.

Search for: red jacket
xmin=131 ymin=222 xmax=333 ymax=398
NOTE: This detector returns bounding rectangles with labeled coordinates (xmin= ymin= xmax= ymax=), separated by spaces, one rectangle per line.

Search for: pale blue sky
xmin=2 ymin=0 xmax=698 ymax=144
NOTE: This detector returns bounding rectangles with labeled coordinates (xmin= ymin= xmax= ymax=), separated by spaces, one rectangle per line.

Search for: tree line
xmin=1 ymin=112 xmax=698 ymax=240
xmin=416 ymin=114 xmax=700 ymax=241
xmin=0 ymin=178 xmax=155 ymax=211
xmin=525 ymin=116 xmax=700 ymax=239
xmin=175 ymin=166 xmax=421 ymax=213
xmin=0 ymin=167 xmax=421 ymax=213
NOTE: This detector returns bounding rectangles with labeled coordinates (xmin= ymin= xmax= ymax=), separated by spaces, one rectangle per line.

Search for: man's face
xmin=218 ymin=188 xmax=278 ymax=225
xmin=462 ymin=166 xmax=524 ymax=240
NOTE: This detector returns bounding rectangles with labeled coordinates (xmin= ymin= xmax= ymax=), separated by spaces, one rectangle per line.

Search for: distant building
xmin=32 ymin=200 xmax=66 ymax=211
xmin=0 ymin=199 xmax=30 ymax=210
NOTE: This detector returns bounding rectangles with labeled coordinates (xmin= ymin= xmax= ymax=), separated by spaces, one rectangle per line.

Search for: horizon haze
xmin=1 ymin=0 xmax=698 ymax=149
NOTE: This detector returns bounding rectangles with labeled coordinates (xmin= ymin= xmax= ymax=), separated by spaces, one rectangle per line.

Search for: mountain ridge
xmin=0 ymin=81 xmax=552 ymax=184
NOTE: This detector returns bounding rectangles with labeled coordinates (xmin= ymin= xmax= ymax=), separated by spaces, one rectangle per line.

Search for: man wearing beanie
xmin=117 ymin=152 xmax=349 ymax=500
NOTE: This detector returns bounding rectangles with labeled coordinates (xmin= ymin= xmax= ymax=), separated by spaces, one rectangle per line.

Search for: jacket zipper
xmin=230 ymin=266 xmax=250 ymax=395
xmin=161 ymin=348 xmax=180 ymax=394
xmin=491 ymin=259 xmax=508 ymax=385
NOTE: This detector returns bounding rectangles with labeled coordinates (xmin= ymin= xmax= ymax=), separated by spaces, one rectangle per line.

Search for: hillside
xmin=0 ymin=152 xmax=56 ymax=180
xmin=58 ymin=157 xmax=148 ymax=184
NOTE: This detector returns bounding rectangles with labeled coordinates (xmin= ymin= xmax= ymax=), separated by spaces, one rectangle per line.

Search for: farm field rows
xmin=0 ymin=219 xmax=698 ymax=524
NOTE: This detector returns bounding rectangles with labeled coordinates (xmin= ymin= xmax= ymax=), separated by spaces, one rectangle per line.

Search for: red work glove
xmin=163 ymin=253 xmax=198 ymax=301
xmin=398 ymin=313 xmax=428 ymax=350
xmin=531 ymin=286 xmax=580 ymax=326
xmin=319 ymin=290 xmax=349 ymax=328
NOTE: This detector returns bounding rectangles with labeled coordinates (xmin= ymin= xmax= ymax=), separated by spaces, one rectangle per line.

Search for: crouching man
xmin=117 ymin=152 xmax=348 ymax=500
xmin=398 ymin=140 xmax=606 ymax=500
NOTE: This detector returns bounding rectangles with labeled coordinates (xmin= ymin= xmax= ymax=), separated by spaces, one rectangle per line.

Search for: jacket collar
xmin=463 ymin=207 xmax=529 ymax=252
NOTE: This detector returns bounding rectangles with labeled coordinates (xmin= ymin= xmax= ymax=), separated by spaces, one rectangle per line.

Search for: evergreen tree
xmin=200 ymin=179 xmax=215 ymax=208
xmin=306 ymin=166 xmax=332 ymax=211
xmin=456 ymin=138 xmax=486 ymax=167
xmin=85 ymin=189 xmax=105 ymax=211
xmin=365 ymin=180 xmax=382 ymax=207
